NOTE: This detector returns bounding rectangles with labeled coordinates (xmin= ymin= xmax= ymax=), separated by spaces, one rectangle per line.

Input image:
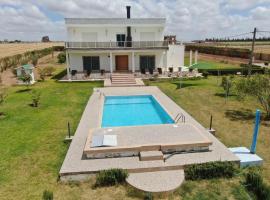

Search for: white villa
xmin=65 ymin=6 xmax=185 ymax=79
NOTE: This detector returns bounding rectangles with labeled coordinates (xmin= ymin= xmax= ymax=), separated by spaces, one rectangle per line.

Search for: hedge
xmin=196 ymin=66 xmax=266 ymax=76
xmin=185 ymin=161 xmax=237 ymax=180
xmin=186 ymin=45 xmax=270 ymax=61
xmin=95 ymin=168 xmax=128 ymax=187
xmin=0 ymin=46 xmax=64 ymax=72
xmin=245 ymin=170 xmax=270 ymax=200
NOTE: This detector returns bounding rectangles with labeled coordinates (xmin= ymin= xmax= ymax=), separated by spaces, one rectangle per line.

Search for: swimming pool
xmin=101 ymin=95 xmax=174 ymax=127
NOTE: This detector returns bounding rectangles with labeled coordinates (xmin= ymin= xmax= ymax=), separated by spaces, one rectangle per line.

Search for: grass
xmin=1 ymin=55 xmax=269 ymax=199
xmin=145 ymin=77 xmax=270 ymax=183
xmin=184 ymin=55 xmax=242 ymax=70
xmin=0 ymin=69 xmax=106 ymax=199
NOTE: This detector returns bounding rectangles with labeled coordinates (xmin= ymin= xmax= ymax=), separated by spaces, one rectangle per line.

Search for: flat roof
xmin=65 ymin=18 xmax=166 ymax=25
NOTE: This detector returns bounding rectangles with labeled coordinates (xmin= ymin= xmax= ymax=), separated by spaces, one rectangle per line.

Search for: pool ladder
xmin=174 ymin=113 xmax=185 ymax=123
xmin=99 ymin=91 xmax=105 ymax=98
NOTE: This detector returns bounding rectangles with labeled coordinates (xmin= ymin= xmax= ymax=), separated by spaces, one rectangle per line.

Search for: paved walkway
xmin=126 ymin=169 xmax=185 ymax=193
xmin=59 ymin=86 xmax=239 ymax=181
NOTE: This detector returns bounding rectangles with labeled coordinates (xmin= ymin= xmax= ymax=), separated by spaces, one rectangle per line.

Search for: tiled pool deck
xmin=59 ymin=86 xmax=239 ymax=180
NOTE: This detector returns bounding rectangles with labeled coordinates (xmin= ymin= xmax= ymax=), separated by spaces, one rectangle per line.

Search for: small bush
xmin=38 ymin=66 xmax=55 ymax=81
xmin=185 ymin=161 xmax=236 ymax=180
xmin=245 ymin=170 xmax=270 ymax=200
xmin=202 ymin=70 xmax=209 ymax=78
xmin=31 ymin=90 xmax=41 ymax=107
xmin=95 ymin=168 xmax=128 ymax=187
xmin=31 ymin=55 xmax=38 ymax=67
xmin=42 ymin=190 xmax=53 ymax=200
xmin=57 ymin=52 xmax=66 ymax=63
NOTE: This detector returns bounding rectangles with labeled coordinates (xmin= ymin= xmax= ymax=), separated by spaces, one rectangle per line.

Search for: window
xmin=140 ymin=56 xmax=155 ymax=74
xmin=116 ymin=34 xmax=125 ymax=47
xmin=83 ymin=56 xmax=100 ymax=72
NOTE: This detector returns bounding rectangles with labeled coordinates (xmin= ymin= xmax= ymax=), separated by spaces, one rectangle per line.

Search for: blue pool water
xmin=101 ymin=95 xmax=174 ymax=127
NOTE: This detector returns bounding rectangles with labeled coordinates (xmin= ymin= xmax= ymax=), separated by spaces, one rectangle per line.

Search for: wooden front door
xmin=115 ymin=55 xmax=128 ymax=71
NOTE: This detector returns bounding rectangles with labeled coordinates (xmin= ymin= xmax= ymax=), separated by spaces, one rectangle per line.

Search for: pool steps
xmin=140 ymin=151 xmax=164 ymax=161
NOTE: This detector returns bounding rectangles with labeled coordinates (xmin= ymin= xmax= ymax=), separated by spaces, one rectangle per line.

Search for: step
xmin=126 ymin=169 xmax=185 ymax=193
xmin=112 ymin=75 xmax=134 ymax=78
xmin=140 ymin=151 xmax=164 ymax=161
xmin=111 ymin=79 xmax=136 ymax=81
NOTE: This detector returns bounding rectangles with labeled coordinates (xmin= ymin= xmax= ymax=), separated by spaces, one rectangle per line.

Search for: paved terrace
xmin=84 ymin=124 xmax=212 ymax=157
xmin=60 ymin=86 xmax=239 ymax=180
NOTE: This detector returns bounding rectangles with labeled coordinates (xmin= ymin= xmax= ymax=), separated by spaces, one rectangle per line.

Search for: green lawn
xmin=145 ymin=77 xmax=270 ymax=179
xmin=1 ymin=67 xmax=269 ymax=199
xmin=184 ymin=55 xmax=242 ymax=70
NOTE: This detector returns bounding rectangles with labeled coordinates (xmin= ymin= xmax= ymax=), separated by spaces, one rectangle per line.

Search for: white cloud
xmin=0 ymin=0 xmax=269 ymax=41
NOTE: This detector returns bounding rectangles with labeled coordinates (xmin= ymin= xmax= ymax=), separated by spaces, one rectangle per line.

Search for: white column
xmin=189 ymin=50 xmax=193 ymax=67
xmin=132 ymin=52 xmax=135 ymax=73
xmin=195 ymin=50 xmax=198 ymax=64
xmin=109 ymin=52 xmax=113 ymax=73
xmin=66 ymin=51 xmax=71 ymax=80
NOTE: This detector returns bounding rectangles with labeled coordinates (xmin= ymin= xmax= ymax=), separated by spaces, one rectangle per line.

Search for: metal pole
xmin=248 ymin=27 xmax=256 ymax=76
xmin=250 ymin=109 xmax=261 ymax=154
xmin=68 ymin=122 xmax=71 ymax=138
xmin=210 ymin=115 xmax=213 ymax=130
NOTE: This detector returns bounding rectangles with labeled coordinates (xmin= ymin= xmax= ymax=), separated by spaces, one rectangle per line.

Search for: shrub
xmin=38 ymin=66 xmax=56 ymax=81
xmin=95 ymin=168 xmax=128 ymax=187
xmin=202 ymin=70 xmax=209 ymax=78
xmin=57 ymin=52 xmax=66 ymax=63
xmin=42 ymin=190 xmax=53 ymax=200
xmin=31 ymin=55 xmax=38 ymax=67
xmin=185 ymin=161 xmax=236 ymax=180
xmin=31 ymin=90 xmax=41 ymax=107
xmin=245 ymin=170 xmax=270 ymax=200
xmin=220 ymin=76 xmax=234 ymax=97
xmin=43 ymin=66 xmax=55 ymax=76
xmin=235 ymin=75 xmax=270 ymax=119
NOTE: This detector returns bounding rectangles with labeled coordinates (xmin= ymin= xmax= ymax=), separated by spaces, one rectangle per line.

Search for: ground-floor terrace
xmin=65 ymin=45 xmax=185 ymax=80
xmin=60 ymin=86 xmax=239 ymax=191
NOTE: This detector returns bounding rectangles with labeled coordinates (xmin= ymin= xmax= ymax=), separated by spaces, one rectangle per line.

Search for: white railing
xmin=65 ymin=41 xmax=169 ymax=49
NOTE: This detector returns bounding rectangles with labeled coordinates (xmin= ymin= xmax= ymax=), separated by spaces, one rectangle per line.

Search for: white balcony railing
xmin=65 ymin=41 xmax=169 ymax=49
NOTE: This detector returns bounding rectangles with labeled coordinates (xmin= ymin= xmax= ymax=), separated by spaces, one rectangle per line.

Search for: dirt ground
xmin=0 ymin=52 xmax=61 ymax=86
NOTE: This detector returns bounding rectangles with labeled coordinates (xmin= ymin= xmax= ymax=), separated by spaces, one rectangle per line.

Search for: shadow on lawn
xmin=214 ymin=93 xmax=237 ymax=98
xmin=15 ymin=88 xmax=32 ymax=93
xmin=225 ymin=109 xmax=255 ymax=121
xmin=172 ymin=82 xmax=199 ymax=89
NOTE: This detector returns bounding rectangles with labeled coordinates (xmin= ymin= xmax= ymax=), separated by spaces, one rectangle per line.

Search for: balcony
xmin=65 ymin=41 xmax=169 ymax=50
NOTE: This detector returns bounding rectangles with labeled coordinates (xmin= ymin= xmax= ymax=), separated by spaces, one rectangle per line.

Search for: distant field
xmin=0 ymin=42 xmax=64 ymax=58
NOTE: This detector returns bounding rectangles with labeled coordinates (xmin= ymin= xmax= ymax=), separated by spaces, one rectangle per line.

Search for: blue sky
xmin=0 ymin=0 xmax=270 ymax=41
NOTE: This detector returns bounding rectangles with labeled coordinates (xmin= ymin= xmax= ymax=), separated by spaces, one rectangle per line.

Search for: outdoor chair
xmin=157 ymin=68 xmax=162 ymax=74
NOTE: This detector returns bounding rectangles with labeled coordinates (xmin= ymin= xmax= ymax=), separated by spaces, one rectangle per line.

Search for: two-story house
xmin=65 ymin=6 xmax=184 ymax=79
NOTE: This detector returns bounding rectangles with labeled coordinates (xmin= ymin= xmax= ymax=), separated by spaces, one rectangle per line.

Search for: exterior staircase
xmin=110 ymin=73 xmax=137 ymax=86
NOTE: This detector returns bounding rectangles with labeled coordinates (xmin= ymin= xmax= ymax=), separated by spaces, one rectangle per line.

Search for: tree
xmin=235 ymin=75 xmax=270 ymax=119
xmin=30 ymin=90 xmax=41 ymax=107
xmin=221 ymin=76 xmax=234 ymax=97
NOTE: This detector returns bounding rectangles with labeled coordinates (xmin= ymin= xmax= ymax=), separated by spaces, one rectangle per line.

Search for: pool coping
xmin=59 ymin=86 xmax=239 ymax=179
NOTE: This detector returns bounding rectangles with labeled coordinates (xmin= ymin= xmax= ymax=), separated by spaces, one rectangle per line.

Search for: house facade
xmin=65 ymin=6 xmax=184 ymax=78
